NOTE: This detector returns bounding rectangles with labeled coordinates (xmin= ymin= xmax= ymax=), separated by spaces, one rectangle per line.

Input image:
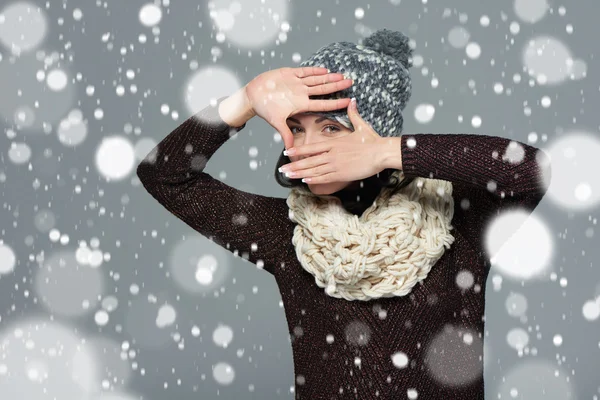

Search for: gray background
xmin=0 ymin=0 xmax=599 ymax=399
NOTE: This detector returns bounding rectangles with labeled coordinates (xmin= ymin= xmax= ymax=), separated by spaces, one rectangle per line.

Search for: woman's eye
xmin=290 ymin=126 xmax=340 ymax=135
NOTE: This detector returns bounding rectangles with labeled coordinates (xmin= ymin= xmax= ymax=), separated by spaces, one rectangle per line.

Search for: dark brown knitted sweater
xmin=136 ymin=95 xmax=551 ymax=399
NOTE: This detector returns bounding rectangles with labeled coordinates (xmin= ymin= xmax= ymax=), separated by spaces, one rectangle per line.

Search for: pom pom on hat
xmin=362 ymin=28 xmax=413 ymax=71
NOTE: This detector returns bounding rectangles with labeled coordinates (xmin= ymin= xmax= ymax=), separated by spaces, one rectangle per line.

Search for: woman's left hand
xmin=280 ymin=98 xmax=387 ymax=184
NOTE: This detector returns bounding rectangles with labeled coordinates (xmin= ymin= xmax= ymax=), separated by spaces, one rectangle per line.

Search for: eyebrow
xmin=286 ymin=116 xmax=338 ymax=125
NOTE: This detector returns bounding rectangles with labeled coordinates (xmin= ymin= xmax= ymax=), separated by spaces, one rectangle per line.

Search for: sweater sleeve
xmin=400 ymin=133 xmax=552 ymax=262
xmin=136 ymin=95 xmax=293 ymax=276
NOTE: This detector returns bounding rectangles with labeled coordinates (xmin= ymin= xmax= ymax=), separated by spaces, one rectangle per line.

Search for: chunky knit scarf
xmin=286 ymin=170 xmax=456 ymax=301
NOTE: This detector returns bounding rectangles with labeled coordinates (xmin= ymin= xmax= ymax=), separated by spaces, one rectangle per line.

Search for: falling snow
xmin=0 ymin=0 xmax=599 ymax=399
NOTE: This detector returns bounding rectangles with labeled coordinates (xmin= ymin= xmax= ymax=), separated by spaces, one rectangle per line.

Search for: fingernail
xmin=351 ymin=97 xmax=356 ymax=108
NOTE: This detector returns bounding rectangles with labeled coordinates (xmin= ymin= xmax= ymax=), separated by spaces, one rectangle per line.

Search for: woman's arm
xmin=218 ymin=86 xmax=256 ymax=127
xmin=382 ymin=134 xmax=552 ymax=261
xmin=136 ymin=94 xmax=293 ymax=276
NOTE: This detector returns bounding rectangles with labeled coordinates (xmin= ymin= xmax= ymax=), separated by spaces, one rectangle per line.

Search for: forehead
xmin=287 ymin=113 xmax=337 ymax=124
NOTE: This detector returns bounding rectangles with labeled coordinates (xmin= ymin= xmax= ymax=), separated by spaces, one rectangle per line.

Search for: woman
xmin=137 ymin=29 xmax=551 ymax=399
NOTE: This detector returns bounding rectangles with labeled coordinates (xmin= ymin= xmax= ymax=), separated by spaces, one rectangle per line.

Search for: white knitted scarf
xmin=286 ymin=170 xmax=456 ymax=301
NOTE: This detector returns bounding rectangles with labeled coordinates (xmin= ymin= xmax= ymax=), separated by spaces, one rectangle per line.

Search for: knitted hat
xmin=298 ymin=28 xmax=413 ymax=137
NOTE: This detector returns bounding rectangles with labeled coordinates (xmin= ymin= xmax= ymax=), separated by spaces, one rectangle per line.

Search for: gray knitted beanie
xmin=298 ymin=28 xmax=413 ymax=137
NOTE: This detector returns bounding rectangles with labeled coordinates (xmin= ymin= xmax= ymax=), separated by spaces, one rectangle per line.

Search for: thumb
xmin=273 ymin=122 xmax=294 ymax=151
xmin=347 ymin=97 xmax=361 ymax=125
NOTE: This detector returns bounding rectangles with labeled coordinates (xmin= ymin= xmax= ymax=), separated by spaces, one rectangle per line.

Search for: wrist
xmin=378 ymin=136 xmax=403 ymax=171
xmin=241 ymin=84 xmax=257 ymax=119
xmin=218 ymin=86 xmax=256 ymax=127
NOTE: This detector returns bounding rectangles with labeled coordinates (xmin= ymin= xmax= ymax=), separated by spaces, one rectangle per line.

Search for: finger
xmin=295 ymin=66 xmax=329 ymax=78
xmin=307 ymin=79 xmax=353 ymax=96
xmin=305 ymin=97 xmax=352 ymax=112
xmin=287 ymin=153 xmax=331 ymax=174
xmin=346 ymin=98 xmax=370 ymax=133
xmin=273 ymin=122 xmax=295 ymax=151
xmin=302 ymin=73 xmax=345 ymax=87
xmin=347 ymin=98 xmax=367 ymax=132
xmin=301 ymin=171 xmax=336 ymax=185
xmin=347 ymin=97 xmax=356 ymax=112
xmin=347 ymin=97 xmax=360 ymax=120
xmin=287 ymin=141 xmax=330 ymax=159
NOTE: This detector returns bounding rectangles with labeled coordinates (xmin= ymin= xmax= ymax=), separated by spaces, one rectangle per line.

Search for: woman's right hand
xmin=244 ymin=67 xmax=353 ymax=151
